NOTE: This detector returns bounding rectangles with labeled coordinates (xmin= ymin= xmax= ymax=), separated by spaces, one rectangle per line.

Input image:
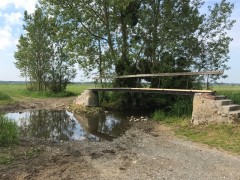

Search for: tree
xmin=15 ymin=7 xmax=76 ymax=93
xmin=136 ymin=0 xmax=204 ymax=88
xmin=39 ymin=0 xmax=141 ymax=87
xmin=15 ymin=8 xmax=52 ymax=91
xmin=39 ymin=0 xmax=235 ymax=89
xmin=45 ymin=14 xmax=76 ymax=93
xmin=195 ymin=0 xmax=235 ymax=88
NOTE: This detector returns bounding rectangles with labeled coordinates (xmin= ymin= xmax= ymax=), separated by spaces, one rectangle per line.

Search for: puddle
xmin=4 ymin=110 xmax=131 ymax=142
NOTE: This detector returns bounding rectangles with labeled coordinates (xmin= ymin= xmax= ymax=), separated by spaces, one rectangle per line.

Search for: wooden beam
xmin=94 ymin=70 xmax=224 ymax=80
xmin=90 ymin=88 xmax=214 ymax=96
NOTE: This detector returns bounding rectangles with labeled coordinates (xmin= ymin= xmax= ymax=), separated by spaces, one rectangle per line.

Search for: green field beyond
xmin=0 ymin=83 xmax=94 ymax=103
xmin=213 ymin=85 xmax=240 ymax=104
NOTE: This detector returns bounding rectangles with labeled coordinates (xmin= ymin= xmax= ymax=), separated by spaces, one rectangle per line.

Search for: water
xmin=4 ymin=110 xmax=131 ymax=142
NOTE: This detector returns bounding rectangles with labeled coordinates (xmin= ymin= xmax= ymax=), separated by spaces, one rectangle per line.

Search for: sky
xmin=0 ymin=0 xmax=239 ymax=83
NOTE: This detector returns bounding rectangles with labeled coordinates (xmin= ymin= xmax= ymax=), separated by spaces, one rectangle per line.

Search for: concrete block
xmin=75 ymin=90 xmax=99 ymax=107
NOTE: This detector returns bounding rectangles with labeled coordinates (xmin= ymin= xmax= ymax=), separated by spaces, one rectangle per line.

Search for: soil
xmin=0 ymin=97 xmax=76 ymax=112
xmin=1 ymin=97 xmax=240 ymax=180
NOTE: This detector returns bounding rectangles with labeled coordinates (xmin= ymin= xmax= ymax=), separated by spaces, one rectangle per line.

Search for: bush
xmin=0 ymin=115 xmax=19 ymax=147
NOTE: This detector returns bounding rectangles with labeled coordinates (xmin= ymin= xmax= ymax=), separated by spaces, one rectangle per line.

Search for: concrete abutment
xmin=192 ymin=93 xmax=240 ymax=125
xmin=74 ymin=90 xmax=99 ymax=107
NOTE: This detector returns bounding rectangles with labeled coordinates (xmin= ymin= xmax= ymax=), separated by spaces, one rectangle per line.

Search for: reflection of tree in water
xmin=74 ymin=112 xmax=130 ymax=141
xmin=93 ymin=114 xmax=129 ymax=137
xmin=19 ymin=110 xmax=76 ymax=141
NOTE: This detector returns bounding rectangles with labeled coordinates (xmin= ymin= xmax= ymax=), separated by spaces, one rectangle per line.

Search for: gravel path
xmin=84 ymin=123 xmax=240 ymax=180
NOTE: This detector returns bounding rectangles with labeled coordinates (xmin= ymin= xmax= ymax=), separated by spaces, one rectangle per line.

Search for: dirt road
xmin=1 ymin=98 xmax=240 ymax=179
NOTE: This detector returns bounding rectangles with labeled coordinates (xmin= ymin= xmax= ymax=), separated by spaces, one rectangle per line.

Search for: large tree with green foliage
xmin=196 ymin=0 xmax=235 ymax=87
xmin=39 ymin=0 xmax=235 ymax=89
xmin=15 ymin=7 xmax=76 ymax=93
xmin=39 ymin=0 xmax=142 ymax=87
xmin=15 ymin=8 xmax=51 ymax=91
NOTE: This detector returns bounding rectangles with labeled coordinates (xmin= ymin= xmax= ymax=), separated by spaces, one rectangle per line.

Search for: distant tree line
xmin=15 ymin=0 xmax=235 ymax=93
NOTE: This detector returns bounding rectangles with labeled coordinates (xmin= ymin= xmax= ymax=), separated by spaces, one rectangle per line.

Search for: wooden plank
xmin=94 ymin=70 xmax=224 ymax=80
xmin=90 ymin=88 xmax=214 ymax=95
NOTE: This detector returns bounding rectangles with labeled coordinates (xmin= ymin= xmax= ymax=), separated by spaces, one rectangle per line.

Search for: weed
xmin=0 ymin=115 xmax=19 ymax=147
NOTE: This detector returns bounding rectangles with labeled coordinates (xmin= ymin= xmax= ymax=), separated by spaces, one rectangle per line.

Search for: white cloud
xmin=3 ymin=12 xmax=23 ymax=25
xmin=0 ymin=1 xmax=37 ymax=51
xmin=0 ymin=0 xmax=37 ymax=13
xmin=0 ymin=26 xmax=13 ymax=50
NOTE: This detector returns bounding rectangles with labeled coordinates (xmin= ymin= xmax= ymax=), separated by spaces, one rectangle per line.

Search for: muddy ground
xmin=0 ymin=97 xmax=76 ymax=112
xmin=1 ymin=98 xmax=240 ymax=180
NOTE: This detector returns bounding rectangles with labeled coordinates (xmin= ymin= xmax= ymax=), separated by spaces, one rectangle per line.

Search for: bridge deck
xmin=90 ymin=88 xmax=214 ymax=95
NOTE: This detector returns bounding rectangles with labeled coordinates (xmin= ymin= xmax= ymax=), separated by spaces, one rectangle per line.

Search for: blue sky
xmin=0 ymin=0 xmax=239 ymax=83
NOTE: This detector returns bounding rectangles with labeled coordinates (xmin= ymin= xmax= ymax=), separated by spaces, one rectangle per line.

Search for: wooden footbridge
xmin=91 ymin=70 xmax=223 ymax=96
xmin=90 ymin=87 xmax=213 ymax=95
xmin=75 ymin=70 xmax=240 ymax=125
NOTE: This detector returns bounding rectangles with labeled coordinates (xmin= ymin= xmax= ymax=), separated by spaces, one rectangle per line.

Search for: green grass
xmin=176 ymin=122 xmax=240 ymax=154
xmin=0 ymin=115 xmax=19 ymax=147
xmin=0 ymin=83 xmax=94 ymax=104
xmin=153 ymin=113 xmax=240 ymax=155
xmin=213 ymin=85 xmax=240 ymax=104
xmin=0 ymin=92 xmax=13 ymax=104
xmin=66 ymin=83 xmax=95 ymax=95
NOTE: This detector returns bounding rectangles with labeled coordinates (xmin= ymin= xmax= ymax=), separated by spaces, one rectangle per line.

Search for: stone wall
xmin=192 ymin=93 xmax=240 ymax=125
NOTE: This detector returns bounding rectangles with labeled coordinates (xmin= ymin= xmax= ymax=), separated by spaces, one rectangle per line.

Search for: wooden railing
xmin=90 ymin=87 xmax=214 ymax=95
xmin=93 ymin=70 xmax=224 ymax=80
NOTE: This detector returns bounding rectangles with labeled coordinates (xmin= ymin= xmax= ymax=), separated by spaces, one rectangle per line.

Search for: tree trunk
xmin=103 ymin=1 xmax=115 ymax=60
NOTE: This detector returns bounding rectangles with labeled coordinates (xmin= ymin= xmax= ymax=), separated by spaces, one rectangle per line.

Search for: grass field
xmin=213 ymin=85 xmax=240 ymax=104
xmin=66 ymin=83 xmax=95 ymax=95
xmin=0 ymin=83 xmax=94 ymax=104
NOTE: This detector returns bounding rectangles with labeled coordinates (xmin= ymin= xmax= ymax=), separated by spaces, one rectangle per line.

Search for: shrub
xmin=0 ymin=115 xmax=19 ymax=147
